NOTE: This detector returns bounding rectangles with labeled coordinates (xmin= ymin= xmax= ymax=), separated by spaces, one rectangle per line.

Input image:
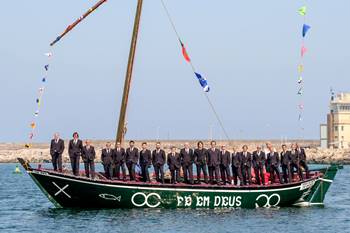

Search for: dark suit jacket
xmin=267 ymin=152 xmax=280 ymax=166
xmin=126 ymin=147 xmax=139 ymax=164
xmin=101 ymin=148 xmax=114 ymax=165
xmin=180 ymin=148 xmax=194 ymax=166
xmin=114 ymin=148 xmax=126 ymax=164
xmin=298 ymin=148 xmax=307 ymax=161
xmin=220 ymin=151 xmax=231 ymax=167
xmin=252 ymin=151 xmax=266 ymax=168
xmin=241 ymin=152 xmax=252 ymax=167
xmin=82 ymin=146 xmax=96 ymax=162
xmin=194 ymin=148 xmax=208 ymax=165
xmin=68 ymin=139 xmax=83 ymax=157
xmin=290 ymin=150 xmax=299 ymax=164
xmin=167 ymin=153 xmax=181 ymax=170
xmin=207 ymin=148 xmax=220 ymax=167
xmin=280 ymin=151 xmax=291 ymax=166
xmin=232 ymin=152 xmax=242 ymax=167
xmin=152 ymin=149 xmax=166 ymax=166
xmin=140 ymin=149 xmax=152 ymax=166
xmin=50 ymin=139 xmax=65 ymax=156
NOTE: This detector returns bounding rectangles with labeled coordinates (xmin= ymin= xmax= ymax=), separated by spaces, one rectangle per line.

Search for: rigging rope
xmin=160 ymin=0 xmax=230 ymax=140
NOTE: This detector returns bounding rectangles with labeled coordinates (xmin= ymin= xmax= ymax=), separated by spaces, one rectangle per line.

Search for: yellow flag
xmin=298 ymin=6 xmax=307 ymax=16
xmin=298 ymin=65 xmax=304 ymax=73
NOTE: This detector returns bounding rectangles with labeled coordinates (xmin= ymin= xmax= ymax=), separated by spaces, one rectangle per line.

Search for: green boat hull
xmin=18 ymin=158 xmax=339 ymax=209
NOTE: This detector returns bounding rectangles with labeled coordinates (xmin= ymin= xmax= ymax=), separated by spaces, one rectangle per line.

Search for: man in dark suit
xmin=232 ymin=147 xmax=243 ymax=186
xmin=50 ymin=133 xmax=64 ymax=172
xmin=81 ymin=140 xmax=96 ymax=179
xmin=296 ymin=143 xmax=309 ymax=179
xmin=194 ymin=141 xmax=208 ymax=183
xmin=152 ymin=142 xmax=166 ymax=183
xmin=180 ymin=142 xmax=194 ymax=184
xmin=280 ymin=144 xmax=291 ymax=183
xmin=241 ymin=145 xmax=252 ymax=185
xmin=167 ymin=146 xmax=181 ymax=184
xmin=114 ymin=141 xmax=126 ymax=180
xmin=126 ymin=140 xmax=139 ymax=181
xmin=68 ymin=132 xmax=83 ymax=176
xmin=290 ymin=143 xmax=303 ymax=181
xmin=101 ymin=142 xmax=114 ymax=179
xmin=266 ymin=144 xmax=282 ymax=184
xmin=207 ymin=141 xmax=221 ymax=184
xmin=139 ymin=142 xmax=152 ymax=182
xmin=220 ymin=145 xmax=231 ymax=184
xmin=252 ymin=146 xmax=266 ymax=185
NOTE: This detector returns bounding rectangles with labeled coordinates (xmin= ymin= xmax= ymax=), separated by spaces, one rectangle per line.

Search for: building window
xmin=341 ymin=126 xmax=344 ymax=131
xmin=335 ymin=126 xmax=338 ymax=131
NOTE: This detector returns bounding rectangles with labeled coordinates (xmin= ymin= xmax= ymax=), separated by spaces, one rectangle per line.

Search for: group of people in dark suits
xmin=50 ymin=134 xmax=309 ymax=185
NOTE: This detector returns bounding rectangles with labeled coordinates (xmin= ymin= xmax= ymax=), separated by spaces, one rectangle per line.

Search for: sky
xmin=0 ymin=0 xmax=349 ymax=143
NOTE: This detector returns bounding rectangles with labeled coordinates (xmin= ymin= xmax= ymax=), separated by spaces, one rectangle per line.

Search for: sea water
xmin=0 ymin=164 xmax=349 ymax=233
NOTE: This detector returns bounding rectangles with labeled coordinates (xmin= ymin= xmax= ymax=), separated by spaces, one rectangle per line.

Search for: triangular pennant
xmin=301 ymin=45 xmax=308 ymax=57
xmin=179 ymin=40 xmax=191 ymax=62
xmin=297 ymin=88 xmax=303 ymax=95
xmin=302 ymin=24 xmax=311 ymax=37
xmin=298 ymin=6 xmax=307 ymax=16
xmin=42 ymin=77 xmax=46 ymax=82
xmin=30 ymin=122 xmax=36 ymax=129
xmin=298 ymin=65 xmax=304 ymax=73
xmin=298 ymin=114 xmax=302 ymax=121
xmin=299 ymin=103 xmax=304 ymax=110
xmin=44 ymin=64 xmax=49 ymax=71
xmin=195 ymin=72 xmax=210 ymax=92
xmin=45 ymin=52 xmax=53 ymax=57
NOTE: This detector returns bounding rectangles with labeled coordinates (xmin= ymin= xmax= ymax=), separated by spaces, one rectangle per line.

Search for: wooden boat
xmin=18 ymin=158 xmax=338 ymax=209
xmin=19 ymin=0 xmax=340 ymax=209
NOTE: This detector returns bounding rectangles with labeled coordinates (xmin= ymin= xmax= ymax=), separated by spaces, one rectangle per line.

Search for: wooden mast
xmin=116 ymin=0 xmax=143 ymax=145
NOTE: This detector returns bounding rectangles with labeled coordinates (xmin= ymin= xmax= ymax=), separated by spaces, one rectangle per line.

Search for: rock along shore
xmin=1 ymin=140 xmax=349 ymax=164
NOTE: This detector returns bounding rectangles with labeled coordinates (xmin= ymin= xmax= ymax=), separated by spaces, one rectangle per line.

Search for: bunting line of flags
xmin=178 ymin=39 xmax=210 ymax=92
xmin=25 ymin=53 xmax=53 ymax=148
xmin=297 ymin=4 xmax=311 ymax=133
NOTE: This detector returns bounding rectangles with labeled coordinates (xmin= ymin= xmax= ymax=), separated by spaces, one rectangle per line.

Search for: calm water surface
xmin=0 ymin=164 xmax=349 ymax=233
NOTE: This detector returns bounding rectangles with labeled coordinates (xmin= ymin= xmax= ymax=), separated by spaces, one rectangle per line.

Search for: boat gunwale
xmin=29 ymin=167 xmax=322 ymax=192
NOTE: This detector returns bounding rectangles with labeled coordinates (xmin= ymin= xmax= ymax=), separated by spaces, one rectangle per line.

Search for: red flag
xmin=181 ymin=44 xmax=191 ymax=62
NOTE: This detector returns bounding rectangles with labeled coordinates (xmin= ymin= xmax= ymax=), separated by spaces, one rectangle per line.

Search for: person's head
xmin=295 ymin=143 xmax=300 ymax=148
xmin=210 ymin=140 xmax=216 ymax=148
xmin=232 ymin=146 xmax=237 ymax=153
xmin=72 ymin=132 xmax=79 ymax=139
xmin=129 ymin=140 xmax=135 ymax=147
xmin=54 ymin=132 xmax=60 ymax=140
xmin=221 ymin=145 xmax=226 ymax=151
xmin=156 ymin=142 xmax=161 ymax=150
xmin=266 ymin=142 xmax=273 ymax=151
xmin=291 ymin=143 xmax=296 ymax=150
xmin=142 ymin=142 xmax=147 ymax=150
xmin=197 ymin=141 xmax=204 ymax=149
xmin=85 ymin=140 xmax=91 ymax=146
xmin=282 ymin=144 xmax=287 ymax=151
xmin=184 ymin=142 xmax=190 ymax=149
xmin=171 ymin=146 xmax=176 ymax=153
xmin=242 ymin=145 xmax=248 ymax=152
xmin=106 ymin=142 xmax=111 ymax=149
xmin=116 ymin=141 xmax=121 ymax=148
xmin=256 ymin=146 xmax=262 ymax=152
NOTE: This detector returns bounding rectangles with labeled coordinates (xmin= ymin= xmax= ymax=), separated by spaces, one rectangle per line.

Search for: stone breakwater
xmin=1 ymin=140 xmax=349 ymax=164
